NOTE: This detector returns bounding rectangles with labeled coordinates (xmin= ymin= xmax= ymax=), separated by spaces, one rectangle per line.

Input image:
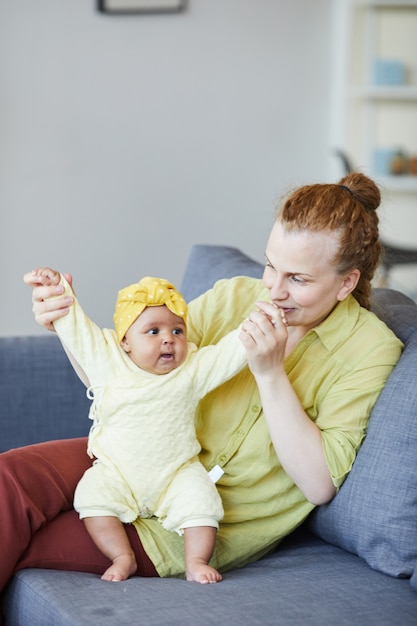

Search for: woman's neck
xmin=285 ymin=326 xmax=309 ymax=357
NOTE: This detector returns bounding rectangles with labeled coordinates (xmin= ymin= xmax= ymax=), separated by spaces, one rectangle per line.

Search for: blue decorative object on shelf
xmin=373 ymin=147 xmax=396 ymax=176
xmin=373 ymin=59 xmax=405 ymax=86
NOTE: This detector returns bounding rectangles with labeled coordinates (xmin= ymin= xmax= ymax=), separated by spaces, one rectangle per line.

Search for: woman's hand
xmin=240 ymin=300 xmax=336 ymax=505
xmin=23 ymin=269 xmax=74 ymax=332
xmin=239 ymin=301 xmax=288 ymax=380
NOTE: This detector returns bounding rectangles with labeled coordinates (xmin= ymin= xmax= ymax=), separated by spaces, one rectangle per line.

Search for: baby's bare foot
xmin=186 ymin=563 xmax=222 ymax=585
xmin=101 ymin=554 xmax=137 ymax=582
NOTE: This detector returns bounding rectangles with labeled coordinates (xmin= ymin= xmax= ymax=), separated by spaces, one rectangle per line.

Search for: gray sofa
xmin=2 ymin=244 xmax=417 ymax=625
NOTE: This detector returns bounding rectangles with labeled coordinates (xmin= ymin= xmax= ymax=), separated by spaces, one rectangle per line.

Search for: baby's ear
xmin=121 ymin=337 xmax=130 ymax=353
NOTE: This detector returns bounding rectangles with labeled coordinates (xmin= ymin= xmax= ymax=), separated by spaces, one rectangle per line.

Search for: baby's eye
xmin=173 ymin=328 xmax=184 ymax=335
xmin=147 ymin=328 xmax=159 ymax=335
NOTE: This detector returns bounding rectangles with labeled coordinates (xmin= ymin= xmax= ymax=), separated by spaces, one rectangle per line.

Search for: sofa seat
xmin=4 ymin=531 xmax=417 ymax=626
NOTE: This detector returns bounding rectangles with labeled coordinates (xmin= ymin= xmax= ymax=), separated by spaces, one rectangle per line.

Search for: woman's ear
xmin=337 ymin=269 xmax=361 ymax=301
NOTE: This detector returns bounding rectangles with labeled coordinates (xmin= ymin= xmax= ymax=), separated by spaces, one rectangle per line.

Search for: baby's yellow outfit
xmin=53 ymin=276 xmax=247 ymax=534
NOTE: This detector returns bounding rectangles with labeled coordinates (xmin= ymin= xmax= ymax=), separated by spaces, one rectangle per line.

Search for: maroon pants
xmin=0 ymin=437 xmax=158 ymax=591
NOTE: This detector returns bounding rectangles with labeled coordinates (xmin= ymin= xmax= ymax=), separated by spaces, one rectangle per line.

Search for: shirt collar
xmin=310 ymin=295 xmax=361 ymax=352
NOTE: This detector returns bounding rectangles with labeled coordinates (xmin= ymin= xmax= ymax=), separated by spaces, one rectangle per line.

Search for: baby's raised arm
xmin=23 ymin=267 xmax=90 ymax=387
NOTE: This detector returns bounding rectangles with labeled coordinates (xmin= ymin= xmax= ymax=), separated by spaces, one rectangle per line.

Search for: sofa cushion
xmin=371 ymin=288 xmax=417 ymax=343
xmin=4 ymin=533 xmax=417 ymax=626
xmin=309 ymin=329 xmax=417 ymax=579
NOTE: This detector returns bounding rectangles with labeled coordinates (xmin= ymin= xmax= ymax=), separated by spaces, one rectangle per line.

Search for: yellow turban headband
xmin=113 ymin=276 xmax=187 ymax=343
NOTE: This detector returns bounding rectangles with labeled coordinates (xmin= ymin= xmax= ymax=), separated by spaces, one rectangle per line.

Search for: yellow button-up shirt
xmin=134 ymin=276 xmax=403 ymax=577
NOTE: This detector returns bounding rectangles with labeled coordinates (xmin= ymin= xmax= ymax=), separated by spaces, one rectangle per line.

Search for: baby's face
xmin=121 ymin=305 xmax=187 ymax=375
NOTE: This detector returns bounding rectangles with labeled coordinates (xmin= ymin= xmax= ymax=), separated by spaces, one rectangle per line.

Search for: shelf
xmin=373 ymin=175 xmax=417 ymax=192
xmin=355 ymin=0 xmax=417 ymax=7
xmin=349 ymin=86 xmax=417 ymax=100
xmin=333 ymin=0 xmax=417 ymax=199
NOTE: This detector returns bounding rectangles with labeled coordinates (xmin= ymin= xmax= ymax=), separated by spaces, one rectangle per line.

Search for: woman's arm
xmin=23 ymin=270 xmax=90 ymax=387
xmin=240 ymin=301 xmax=336 ymax=505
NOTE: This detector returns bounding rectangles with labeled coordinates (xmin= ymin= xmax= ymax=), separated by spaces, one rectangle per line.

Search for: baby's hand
xmin=256 ymin=301 xmax=288 ymax=327
xmin=24 ymin=267 xmax=61 ymax=288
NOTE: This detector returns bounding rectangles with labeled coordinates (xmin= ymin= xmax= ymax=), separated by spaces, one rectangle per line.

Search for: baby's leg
xmin=83 ymin=516 xmax=137 ymax=582
xmin=183 ymin=526 xmax=222 ymax=584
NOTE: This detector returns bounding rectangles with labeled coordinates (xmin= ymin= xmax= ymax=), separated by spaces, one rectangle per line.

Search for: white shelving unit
xmin=331 ymin=0 xmax=417 ymax=299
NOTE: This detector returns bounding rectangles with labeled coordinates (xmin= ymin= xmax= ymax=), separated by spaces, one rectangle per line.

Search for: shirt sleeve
xmin=312 ymin=326 xmax=403 ymax=488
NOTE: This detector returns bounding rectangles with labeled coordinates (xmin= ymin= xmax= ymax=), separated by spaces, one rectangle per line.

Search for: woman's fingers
xmin=255 ymin=301 xmax=288 ymax=327
xmin=32 ymin=285 xmax=73 ymax=330
xmin=33 ymin=298 xmax=72 ymax=330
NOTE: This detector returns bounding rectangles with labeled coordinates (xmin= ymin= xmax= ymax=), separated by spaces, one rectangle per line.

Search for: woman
xmin=0 ymin=172 xmax=402 ymax=589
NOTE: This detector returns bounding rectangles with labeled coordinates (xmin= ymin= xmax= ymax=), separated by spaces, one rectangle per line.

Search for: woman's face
xmin=263 ymin=220 xmax=359 ymax=333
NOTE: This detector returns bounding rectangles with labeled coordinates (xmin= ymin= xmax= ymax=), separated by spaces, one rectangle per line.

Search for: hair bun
xmin=338 ymin=172 xmax=380 ymax=213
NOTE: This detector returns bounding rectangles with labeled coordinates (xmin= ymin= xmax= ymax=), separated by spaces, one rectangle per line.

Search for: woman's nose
xmin=269 ymin=276 xmax=288 ymax=300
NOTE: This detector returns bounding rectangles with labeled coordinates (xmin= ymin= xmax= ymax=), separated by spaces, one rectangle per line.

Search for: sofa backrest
xmin=0 ymin=335 xmax=91 ymax=452
xmin=180 ymin=244 xmax=264 ymax=301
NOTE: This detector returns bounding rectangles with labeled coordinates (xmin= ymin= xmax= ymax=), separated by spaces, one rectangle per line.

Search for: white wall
xmin=0 ymin=0 xmax=333 ymax=336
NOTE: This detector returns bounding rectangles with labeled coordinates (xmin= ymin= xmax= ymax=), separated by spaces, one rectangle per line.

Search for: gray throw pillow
xmin=411 ymin=565 xmax=417 ymax=592
xmin=309 ymin=330 xmax=417 ymax=580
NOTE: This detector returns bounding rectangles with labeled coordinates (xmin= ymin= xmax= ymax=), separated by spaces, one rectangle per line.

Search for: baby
xmin=29 ymin=269 xmax=247 ymax=584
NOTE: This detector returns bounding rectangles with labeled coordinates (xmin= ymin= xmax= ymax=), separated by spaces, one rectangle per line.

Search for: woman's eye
xmin=290 ymin=275 xmax=304 ymax=285
xmin=264 ymin=262 xmax=275 ymax=273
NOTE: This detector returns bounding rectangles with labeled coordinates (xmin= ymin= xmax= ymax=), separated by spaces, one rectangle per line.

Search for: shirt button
xmin=220 ymin=455 xmax=227 ymax=463
xmin=237 ymin=430 xmax=245 ymax=437
xmin=252 ymin=405 xmax=260 ymax=413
